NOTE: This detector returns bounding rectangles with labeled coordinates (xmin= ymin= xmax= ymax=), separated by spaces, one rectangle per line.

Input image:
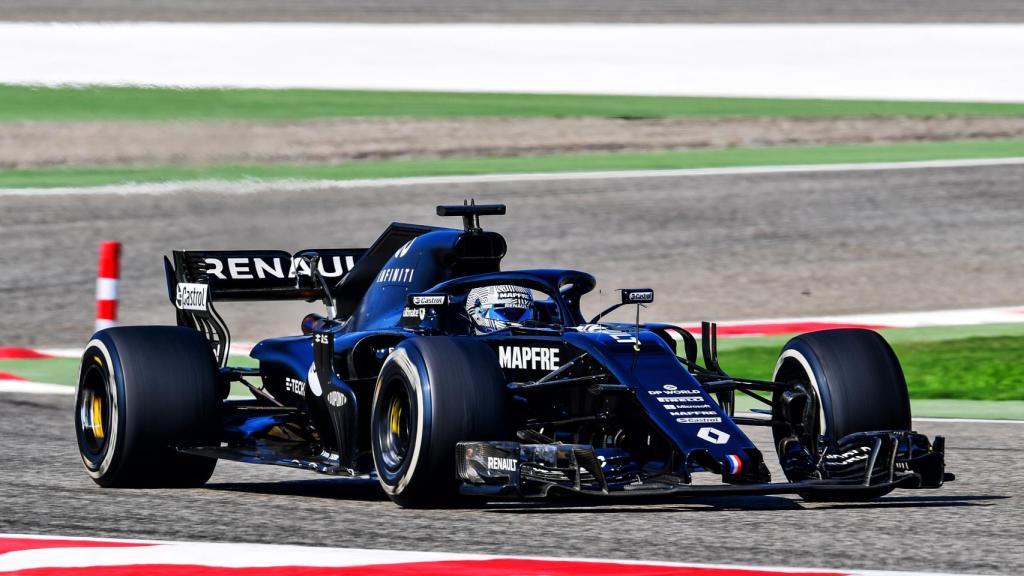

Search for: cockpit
xmin=405 ymin=269 xmax=596 ymax=336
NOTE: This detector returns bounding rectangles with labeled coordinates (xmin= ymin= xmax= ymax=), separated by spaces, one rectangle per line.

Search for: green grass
xmin=714 ymin=322 xmax=1024 ymax=352
xmin=6 ymin=138 xmax=1024 ymax=188
xmin=909 ymin=399 xmax=1024 ymax=420
xmin=717 ymin=334 xmax=1024 ymax=401
xmin=0 ymin=355 xmax=257 ymax=394
xmin=6 ymin=85 xmax=1024 ymax=122
xmin=0 ymin=358 xmax=81 ymax=385
xmin=731 ymin=395 xmax=1024 ymax=420
xmin=3 ymin=325 xmax=1021 ymax=409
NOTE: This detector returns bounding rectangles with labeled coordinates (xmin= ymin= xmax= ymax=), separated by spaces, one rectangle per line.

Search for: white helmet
xmin=465 ymin=285 xmax=534 ymax=333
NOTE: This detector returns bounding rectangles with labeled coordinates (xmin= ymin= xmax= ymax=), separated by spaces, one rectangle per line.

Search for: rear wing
xmin=164 ymin=248 xmax=365 ymax=365
xmin=163 ymin=223 xmax=439 ymax=366
xmin=165 ymin=249 xmax=365 ymax=302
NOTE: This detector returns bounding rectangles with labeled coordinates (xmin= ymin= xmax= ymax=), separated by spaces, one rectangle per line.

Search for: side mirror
xmin=620 ymin=288 xmax=654 ymax=304
xmin=589 ymin=288 xmax=655 ymax=324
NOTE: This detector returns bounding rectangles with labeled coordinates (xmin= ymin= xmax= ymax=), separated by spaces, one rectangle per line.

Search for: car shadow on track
xmin=479 ymin=494 xmax=1006 ymax=514
xmin=202 ymin=480 xmax=1005 ymax=512
xmin=476 ymin=495 xmax=804 ymax=513
xmin=205 ymin=478 xmax=389 ymax=502
xmin=808 ymin=494 xmax=1006 ymax=511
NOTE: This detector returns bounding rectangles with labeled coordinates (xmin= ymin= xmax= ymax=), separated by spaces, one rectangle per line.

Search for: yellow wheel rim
xmin=389 ymin=398 xmax=403 ymax=435
xmin=91 ymin=394 xmax=104 ymax=439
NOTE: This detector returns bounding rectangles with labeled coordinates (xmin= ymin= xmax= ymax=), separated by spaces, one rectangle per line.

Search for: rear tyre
xmin=771 ymin=328 xmax=910 ymax=500
xmin=371 ymin=337 xmax=509 ymax=507
xmin=76 ymin=326 xmax=221 ymax=487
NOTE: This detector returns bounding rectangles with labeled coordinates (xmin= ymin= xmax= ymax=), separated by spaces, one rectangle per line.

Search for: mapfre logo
xmin=498 ymin=346 xmax=559 ymax=371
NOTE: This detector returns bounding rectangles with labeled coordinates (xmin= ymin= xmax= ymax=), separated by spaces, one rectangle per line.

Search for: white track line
xmin=35 ymin=348 xmax=85 ymax=358
xmin=0 ymin=380 xmax=74 ymax=395
xmin=2 ymin=154 xmax=1024 ymax=196
xmin=4 ymin=157 xmax=1024 ymax=198
xmin=674 ymin=305 xmax=1024 ymax=332
xmin=812 ymin=308 xmax=1024 ymax=328
xmin=914 ymin=417 xmax=1024 ymax=424
xmin=0 ymin=542 xmax=487 ymax=571
xmin=33 ymin=345 xmax=256 ymax=358
xmin=735 ymin=413 xmax=1024 ymax=425
xmin=0 ymin=533 xmax=984 ymax=575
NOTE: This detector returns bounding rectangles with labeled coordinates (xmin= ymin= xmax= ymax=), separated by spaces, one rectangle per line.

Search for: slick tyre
xmin=772 ymin=328 xmax=910 ymax=500
xmin=371 ymin=337 xmax=509 ymax=507
xmin=76 ymin=326 xmax=221 ymax=488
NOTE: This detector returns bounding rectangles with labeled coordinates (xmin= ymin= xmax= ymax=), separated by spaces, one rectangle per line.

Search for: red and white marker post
xmin=95 ymin=241 xmax=121 ymax=331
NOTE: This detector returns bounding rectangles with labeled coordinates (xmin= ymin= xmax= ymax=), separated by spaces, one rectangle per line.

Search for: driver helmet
xmin=465 ymin=284 xmax=534 ymax=333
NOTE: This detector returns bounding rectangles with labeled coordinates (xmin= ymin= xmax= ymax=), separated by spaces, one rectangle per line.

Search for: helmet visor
xmin=483 ymin=305 xmax=533 ymax=324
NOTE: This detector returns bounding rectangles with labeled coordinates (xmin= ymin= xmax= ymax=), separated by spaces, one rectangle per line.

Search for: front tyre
xmin=772 ymin=328 xmax=910 ymax=499
xmin=76 ymin=326 xmax=221 ymax=487
xmin=371 ymin=337 xmax=509 ymax=507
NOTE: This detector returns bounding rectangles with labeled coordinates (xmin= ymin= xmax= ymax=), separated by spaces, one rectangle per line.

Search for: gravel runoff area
xmin=1 ymin=162 xmax=1022 ymax=347
xmin=0 ymin=392 xmax=1019 ymax=574
xmin=5 ymin=116 xmax=1024 ymax=169
xmin=2 ymin=0 xmax=1024 ymax=22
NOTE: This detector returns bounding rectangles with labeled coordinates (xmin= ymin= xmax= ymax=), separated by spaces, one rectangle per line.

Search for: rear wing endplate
xmin=164 ymin=248 xmax=365 ymax=365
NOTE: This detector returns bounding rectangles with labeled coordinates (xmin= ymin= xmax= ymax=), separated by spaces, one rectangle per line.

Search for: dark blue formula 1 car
xmin=75 ymin=203 xmax=951 ymax=507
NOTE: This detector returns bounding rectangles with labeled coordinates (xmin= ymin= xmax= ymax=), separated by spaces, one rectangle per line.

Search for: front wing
xmin=456 ymin=430 xmax=951 ymax=500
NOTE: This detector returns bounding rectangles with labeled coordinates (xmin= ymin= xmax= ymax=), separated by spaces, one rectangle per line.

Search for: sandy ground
xmin=3 ymin=0 xmax=1024 ymax=22
xmin=5 ymin=116 xmax=1024 ymax=169
xmin=2 ymin=163 xmax=1021 ymax=346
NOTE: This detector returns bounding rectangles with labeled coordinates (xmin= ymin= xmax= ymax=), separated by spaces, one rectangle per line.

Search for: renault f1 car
xmin=75 ymin=203 xmax=951 ymax=506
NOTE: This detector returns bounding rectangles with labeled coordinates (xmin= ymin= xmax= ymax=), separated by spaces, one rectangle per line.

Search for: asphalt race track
xmin=3 ymin=5 xmax=1022 ymax=575
xmin=0 ymin=392 xmax=1020 ymax=574
xmin=2 ymin=0 xmax=1024 ymax=23
xmin=1 ymin=164 xmax=1023 ymax=574
xmin=1 ymin=163 xmax=1022 ymax=346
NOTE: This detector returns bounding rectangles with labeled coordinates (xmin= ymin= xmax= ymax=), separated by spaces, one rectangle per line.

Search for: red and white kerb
xmin=0 ymin=533 xmax=936 ymax=575
xmin=95 ymin=241 xmax=121 ymax=331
